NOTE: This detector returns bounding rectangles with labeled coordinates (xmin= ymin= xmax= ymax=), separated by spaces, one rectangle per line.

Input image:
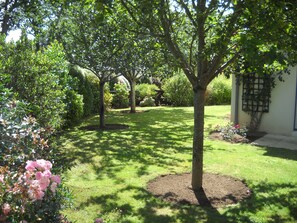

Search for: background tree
xmin=117 ymin=35 xmax=158 ymax=113
xmin=120 ymin=0 xmax=297 ymax=190
xmin=0 ymin=0 xmax=26 ymax=35
xmin=1 ymin=0 xmax=65 ymax=45
xmin=57 ymin=1 xmax=123 ymax=128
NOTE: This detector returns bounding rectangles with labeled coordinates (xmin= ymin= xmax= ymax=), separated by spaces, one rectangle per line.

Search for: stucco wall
xmin=231 ymin=66 xmax=297 ymax=136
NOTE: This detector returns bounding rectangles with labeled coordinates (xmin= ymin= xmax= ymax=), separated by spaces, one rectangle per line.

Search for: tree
xmin=117 ymin=33 xmax=158 ymax=112
xmin=0 ymin=0 xmax=24 ymax=35
xmin=0 ymin=0 xmax=64 ymax=43
xmin=119 ymin=0 xmax=297 ymax=190
xmin=57 ymin=1 xmax=123 ymax=128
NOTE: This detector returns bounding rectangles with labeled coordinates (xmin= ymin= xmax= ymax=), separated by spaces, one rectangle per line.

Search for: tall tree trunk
xmin=191 ymin=87 xmax=206 ymax=190
xmin=99 ymin=81 xmax=105 ymax=129
xmin=130 ymin=80 xmax=136 ymax=113
xmin=1 ymin=0 xmax=10 ymax=36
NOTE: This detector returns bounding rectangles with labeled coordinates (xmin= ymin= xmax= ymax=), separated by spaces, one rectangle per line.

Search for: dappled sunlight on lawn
xmin=57 ymin=105 xmax=297 ymax=223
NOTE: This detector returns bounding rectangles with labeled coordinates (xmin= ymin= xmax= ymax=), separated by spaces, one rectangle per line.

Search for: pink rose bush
xmin=1 ymin=99 xmax=72 ymax=222
xmin=0 ymin=160 xmax=63 ymax=222
xmin=23 ymin=160 xmax=61 ymax=201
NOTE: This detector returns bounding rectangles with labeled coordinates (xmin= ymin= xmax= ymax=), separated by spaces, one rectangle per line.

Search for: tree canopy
xmin=119 ymin=0 xmax=297 ymax=189
xmin=2 ymin=0 xmax=296 ymax=190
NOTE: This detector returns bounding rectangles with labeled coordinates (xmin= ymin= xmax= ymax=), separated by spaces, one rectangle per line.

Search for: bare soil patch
xmin=147 ymin=173 xmax=251 ymax=208
xmin=120 ymin=109 xmax=150 ymax=114
xmin=208 ymin=132 xmax=249 ymax=143
xmin=79 ymin=124 xmax=129 ymax=131
xmin=208 ymin=131 xmax=266 ymax=143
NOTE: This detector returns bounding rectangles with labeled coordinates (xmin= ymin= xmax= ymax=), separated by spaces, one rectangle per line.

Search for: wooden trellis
xmin=242 ymin=74 xmax=271 ymax=113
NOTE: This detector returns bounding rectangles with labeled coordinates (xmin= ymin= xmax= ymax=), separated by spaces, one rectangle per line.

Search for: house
xmin=231 ymin=66 xmax=297 ymax=137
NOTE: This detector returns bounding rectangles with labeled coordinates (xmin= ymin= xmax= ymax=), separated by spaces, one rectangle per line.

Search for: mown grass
xmin=57 ymin=105 xmax=297 ymax=223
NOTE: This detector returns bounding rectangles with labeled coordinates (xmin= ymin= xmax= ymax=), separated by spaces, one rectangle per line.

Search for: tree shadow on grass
xmin=77 ymin=185 xmax=225 ymax=223
xmin=57 ymin=121 xmax=220 ymax=185
xmin=58 ymin=126 xmax=193 ymax=183
xmin=56 ymin=108 xmax=255 ymax=222
xmin=73 ymin=180 xmax=297 ymax=223
xmin=56 ymin=108 xmax=222 ymax=181
xmin=222 ymin=181 xmax=297 ymax=222
xmin=261 ymin=147 xmax=297 ymax=161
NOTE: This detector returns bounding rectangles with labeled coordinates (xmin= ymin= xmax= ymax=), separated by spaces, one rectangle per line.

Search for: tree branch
xmin=176 ymin=0 xmax=197 ymax=27
xmin=213 ymin=52 xmax=240 ymax=78
xmin=159 ymin=0 xmax=196 ymax=85
xmin=120 ymin=0 xmax=145 ymax=29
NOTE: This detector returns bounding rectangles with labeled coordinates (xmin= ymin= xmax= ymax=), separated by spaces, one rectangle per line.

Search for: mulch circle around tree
xmin=120 ymin=109 xmax=150 ymax=114
xmin=147 ymin=172 xmax=252 ymax=208
xmin=79 ymin=124 xmax=129 ymax=131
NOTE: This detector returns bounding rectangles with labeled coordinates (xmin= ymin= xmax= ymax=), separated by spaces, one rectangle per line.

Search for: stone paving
xmin=252 ymin=134 xmax=297 ymax=150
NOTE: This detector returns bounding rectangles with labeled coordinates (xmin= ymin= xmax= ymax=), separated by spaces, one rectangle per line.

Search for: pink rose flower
xmin=35 ymin=172 xmax=50 ymax=191
xmin=36 ymin=159 xmax=52 ymax=171
xmin=43 ymin=170 xmax=52 ymax=178
xmin=25 ymin=161 xmax=37 ymax=171
xmin=50 ymin=182 xmax=58 ymax=193
xmin=51 ymin=175 xmax=61 ymax=184
xmin=0 ymin=174 xmax=4 ymax=184
xmin=28 ymin=180 xmax=44 ymax=200
xmin=2 ymin=203 xmax=11 ymax=215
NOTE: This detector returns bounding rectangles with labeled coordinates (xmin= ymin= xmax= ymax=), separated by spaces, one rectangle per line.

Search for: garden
xmin=1 ymin=1 xmax=297 ymax=223
xmin=57 ymin=106 xmax=297 ymax=223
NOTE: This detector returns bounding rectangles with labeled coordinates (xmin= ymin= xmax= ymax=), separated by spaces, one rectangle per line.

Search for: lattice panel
xmin=242 ymin=74 xmax=271 ymax=113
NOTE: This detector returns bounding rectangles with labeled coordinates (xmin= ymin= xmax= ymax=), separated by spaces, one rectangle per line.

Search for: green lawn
xmin=57 ymin=105 xmax=297 ymax=223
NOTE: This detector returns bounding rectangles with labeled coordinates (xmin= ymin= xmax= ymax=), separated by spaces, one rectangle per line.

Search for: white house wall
xmin=231 ymin=66 xmax=297 ymax=136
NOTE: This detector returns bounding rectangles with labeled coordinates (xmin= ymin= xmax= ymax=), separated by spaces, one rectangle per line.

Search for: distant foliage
xmin=205 ymin=76 xmax=232 ymax=105
xmin=135 ymin=83 xmax=158 ymax=105
xmin=68 ymin=66 xmax=113 ymax=115
xmin=112 ymin=83 xmax=129 ymax=109
xmin=140 ymin=96 xmax=155 ymax=107
xmin=163 ymin=74 xmax=193 ymax=106
xmin=103 ymin=84 xmax=113 ymax=111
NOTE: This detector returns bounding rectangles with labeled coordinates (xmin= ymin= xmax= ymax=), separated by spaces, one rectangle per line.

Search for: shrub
xmin=112 ymin=83 xmax=129 ymax=109
xmin=140 ymin=97 xmax=155 ymax=107
xmin=0 ymin=160 xmax=63 ymax=222
xmin=205 ymin=75 xmax=232 ymax=105
xmin=85 ymin=70 xmax=100 ymax=114
xmin=0 ymin=97 xmax=72 ymax=222
xmin=68 ymin=66 xmax=95 ymax=116
xmin=135 ymin=83 xmax=158 ymax=105
xmin=212 ymin=122 xmax=248 ymax=142
xmin=64 ymin=90 xmax=84 ymax=126
xmin=1 ymin=37 xmax=69 ymax=129
xmin=163 ymin=74 xmax=193 ymax=106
